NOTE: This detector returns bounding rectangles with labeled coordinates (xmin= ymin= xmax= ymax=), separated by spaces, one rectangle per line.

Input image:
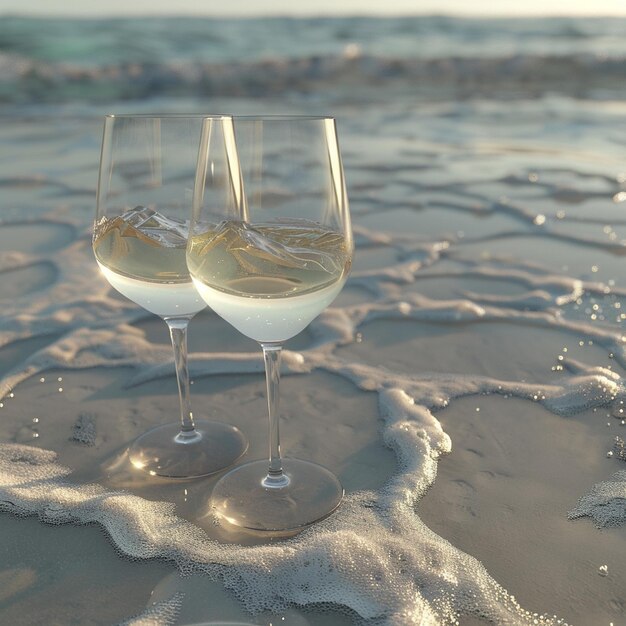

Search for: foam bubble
xmin=569 ymin=470 xmax=626 ymax=528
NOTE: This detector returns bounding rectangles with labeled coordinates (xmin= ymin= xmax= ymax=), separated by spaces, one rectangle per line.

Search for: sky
xmin=2 ymin=0 xmax=626 ymax=16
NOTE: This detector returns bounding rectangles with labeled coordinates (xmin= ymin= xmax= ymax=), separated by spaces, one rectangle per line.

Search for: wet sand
xmin=2 ymin=99 xmax=626 ymax=624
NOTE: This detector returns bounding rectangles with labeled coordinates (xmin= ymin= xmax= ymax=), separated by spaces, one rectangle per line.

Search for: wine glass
xmin=93 ymin=114 xmax=247 ymax=478
xmin=188 ymin=115 xmax=353 ymax=531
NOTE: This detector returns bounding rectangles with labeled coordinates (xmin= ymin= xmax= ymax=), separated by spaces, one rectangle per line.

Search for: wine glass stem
xmin=165 ymin=316 xmax=196 ymax=436
xmin=261 ymin=342 xmax=289 ymax=488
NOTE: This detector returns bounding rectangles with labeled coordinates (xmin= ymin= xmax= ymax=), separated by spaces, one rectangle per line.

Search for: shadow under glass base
xmin=210 ymin=458 xmax=344 ymax=532
xmin=127 ymin=420 xmax=247 ymax=479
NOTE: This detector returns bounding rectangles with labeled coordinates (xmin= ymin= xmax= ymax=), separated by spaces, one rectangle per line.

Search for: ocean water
xmin=1 ymin=15 xmax=626 ymax=104
xmin=2 ymin=15 xmax=626 ymax=626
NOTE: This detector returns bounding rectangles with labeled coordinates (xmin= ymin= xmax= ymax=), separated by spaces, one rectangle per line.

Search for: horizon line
xmin=3 ymin=10 xmax=626 ymax=18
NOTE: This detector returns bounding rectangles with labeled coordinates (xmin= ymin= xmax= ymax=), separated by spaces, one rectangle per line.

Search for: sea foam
xmin=569 ymin=470 xmax=626 ymax=528
xmin=1 ymin=215 xmax=623 ymax=625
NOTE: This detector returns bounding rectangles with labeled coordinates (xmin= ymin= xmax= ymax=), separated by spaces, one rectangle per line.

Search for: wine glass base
xmin=128 ymin=420 xmax=247 ymax=479
xmin=210 ymin=458 xmax=344 ymax=532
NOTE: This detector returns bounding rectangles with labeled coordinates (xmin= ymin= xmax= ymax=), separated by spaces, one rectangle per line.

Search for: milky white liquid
xmin=191 ymin=275 xmax=345 ymax=342
xmin=97 ymin=262 xmax=204 ymax=317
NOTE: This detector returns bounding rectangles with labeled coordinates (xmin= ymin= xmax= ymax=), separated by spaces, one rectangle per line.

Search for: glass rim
xmin=215 ymin=115 xmax=336 ymax=122
xmin=103 ymin=113 xmax=230 ymax=119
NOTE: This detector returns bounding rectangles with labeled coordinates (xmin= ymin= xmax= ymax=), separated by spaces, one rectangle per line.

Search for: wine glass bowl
xmin=94 ymin=114 xmax=247 ymax=479
xmin=188 ymin=115 xmax=353 ymax=530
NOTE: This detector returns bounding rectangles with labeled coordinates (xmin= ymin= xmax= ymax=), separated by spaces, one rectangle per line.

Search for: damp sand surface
xmin=2 ymin=91 xmax=626 ymax=625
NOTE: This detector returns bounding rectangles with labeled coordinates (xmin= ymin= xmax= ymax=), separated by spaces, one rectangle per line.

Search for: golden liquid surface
xmin=187 ymin=221 xmax=352 ymax=299
xmin=94 ymin=215 xmax=190 ymax=283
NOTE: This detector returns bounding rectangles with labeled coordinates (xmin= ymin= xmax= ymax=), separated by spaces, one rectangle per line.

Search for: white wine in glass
xmin=94 ymin=114 xmax=247 ymax=478
xmin=188 ymin=116 xmax=353 ymax=531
